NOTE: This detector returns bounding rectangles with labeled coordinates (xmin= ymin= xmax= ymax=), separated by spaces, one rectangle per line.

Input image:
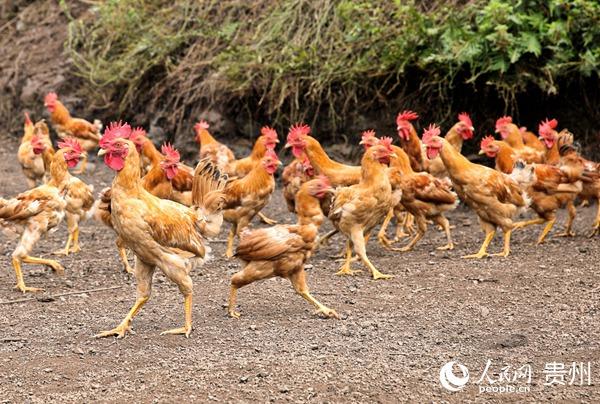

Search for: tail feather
xmin=191 ymin=158 xmax=228 ymax=213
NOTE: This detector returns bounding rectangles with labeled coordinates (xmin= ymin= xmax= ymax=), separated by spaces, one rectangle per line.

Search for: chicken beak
xmin=284 ymin=142 xmax=292 ymax=149
xmin=478 ymin=150 xmax=485 ymax=155
xmin=359 ymin=139 xmax=366 ymax=145
xmin=470 ymin=126 xmax=475 ymax=131
xmin=390 ymin=152 xmax=398 ymax=159
xmin=97 ymin=149 xmax=107 ymax=157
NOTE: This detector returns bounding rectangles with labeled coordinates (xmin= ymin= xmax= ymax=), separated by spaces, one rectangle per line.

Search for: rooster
xmin=194 ymin=120 xmax=235 ymax=171
xmin=18 ymin=113 xmax=50 ymax=188
xmin=396 ymin=110 xmax=425 ymax=172
xmin=0 ymin=138 xmax=86 ymax=292
xmin=222 ymin=149 xmax=281 ymax=258
xmin=423 ymin=124 xmax=529 ymax=258
xmin=228 ymin=176 xmax=337 ymax=319
xmin=425 ymin=113 xmax=474 ymax=178
xmin=538 ymin=119 xmax=561 ymax=165
xmin=328 ymin=138 xmax=396 ymax=280
xmin=44 ymin=92 xmax=102 ymax=174
xmin=32 ymin=137 xmax=95 ymax=255
xmin=95 ymin=122 xmax=228 ymax=338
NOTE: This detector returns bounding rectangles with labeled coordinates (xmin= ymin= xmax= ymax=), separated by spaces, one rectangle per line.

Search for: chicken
xmin=222 ymin=149 xmax=280 ymax=258
xmin=225 ymin=126 xmax=279 ymax=177
xmin=142 ymin=143 xmax=193 ymax=206
xmin=396 ymin=110 xmax=425 ymax=172
xmin=558 ymin=141 xmax=600 ymax=237
xmin=0 ymin=138 xmax=86 ymax=292
xmin=18 ymin=113 xmax=49 ymax=188
xmin=425 ymin=112 xmax=474 ymax=178
xmin=281 ymin=156 xmax=314 ymax=213
xmin=44 ymin=92 xmax=102 ymax=173
xmin=228 ymin=176 xmax=338 ymax=319
xmin=328 ymin=139 xmax=396 ymax=280
xmin=495 ymin=116 xmax=544 ymax=163
xmin=95 ymin=122 xmax=228 ymax=338
xmin=194 ymin=120 xmax=235 ymax=171
xmin=285 ymin=123 xmax=361 ymax=187
xmin=520 ymin=126 xmax=546 ymax=153
xmin=480 ymin=134 xmax=582 ymax=242
xmin=422 ymin=124 xmax=529 ymax=258
xmin=40 ymin=138 xmax=95 ymax=256
xmin=361 ymin=131 xmax=458 ymax=252
xmin=538 ymin=119 xmax=561 ymax=165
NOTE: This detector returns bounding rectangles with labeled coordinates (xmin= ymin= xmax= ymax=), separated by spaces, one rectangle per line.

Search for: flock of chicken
xmin=2 ymin=92 xmax=599 ymax=338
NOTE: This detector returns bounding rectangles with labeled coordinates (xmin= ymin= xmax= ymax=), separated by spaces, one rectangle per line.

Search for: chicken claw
xmin=462 ymin=252 xmax=488 ymax=259
xmin=228 ymin=310 xmax=242 ymax=319
xmin=257 ymin=212 xmax=278 ymax=225
xmin=315 ymin=307 xmax=339 ymax=319
xmin=371 ymin=270 xmax=394 ymax=280
xmin=14 ymin=283 xmax=44 ymax=293
xmin=556 ymin=230 xmax=576 ymax=237
xmin=160 ymin=326 xmax=192 ymax=338
xmin=95 ymin=324 xmax=131 ymax=339
xmin=335 ymin=265 xmax=362 ymax=276
xmin=437 ymin=242 xmax=454 ymax=251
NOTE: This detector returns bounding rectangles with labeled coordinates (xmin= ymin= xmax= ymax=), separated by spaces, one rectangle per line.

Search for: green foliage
xmin=66 ymin=0 xmax=600 ymax=131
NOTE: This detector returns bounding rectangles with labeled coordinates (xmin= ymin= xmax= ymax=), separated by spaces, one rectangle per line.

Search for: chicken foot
xmin=335 ymin=240 xmax=362 ymax=276
xmin=351 ymin=229 xmax=393 ymax=280
xmin=257 ymin=212 xmax=278 ymax=225
xmin=160 ymin=294 xmax=193 ymax=338
xmin=462 ymin=227 xmax=495 ymax=259
xmin=290 ymin=270 xmax=338 ymax=319
xmin=556 ymin=201 xmax=576 ymax=237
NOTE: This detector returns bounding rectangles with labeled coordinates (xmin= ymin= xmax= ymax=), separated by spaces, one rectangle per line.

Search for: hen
xmin=228 ymin=176 xmax=337 ymax=319
xmin=281 ymin=156 xmax=314 ymax=213
xmin=225 ymin=126 xmax=279 ymax=177
xmin=18 ymin=113 xmax=51 ymax=188
xmin=396 ymin=110 xmax=425 ymax=172
xmin=495 ymin=116 xmax=544 ymax=164
xmin=194 ymin=120 xmax=235 ymax=171
xmin=0 ymin=138 xmax=85 ymax=292
xmin=95 ymin=123 xmax=228 ymax=338
xmin=423 ymin=124 xmax=529 ymax=258
xmin=425 ymin=113 xmax=474 ymax=178
xmin=328 ymin=139 xmax=396 ymax=280
xmin=44 ymin=92 xmax=102 ymax=173
xmin=222 ymin=149 xmax=280 ymax=258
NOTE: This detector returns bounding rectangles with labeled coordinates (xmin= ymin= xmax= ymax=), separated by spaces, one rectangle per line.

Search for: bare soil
xmin=1 ymin=136 xmax=599 ymax=403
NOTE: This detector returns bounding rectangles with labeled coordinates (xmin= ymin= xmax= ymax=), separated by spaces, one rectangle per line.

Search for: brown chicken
xmin=495 ymin=116 xmax=544 ymax=164
xmin=480 ymin=135 xmax=582 ymax=242
xmin=285 ymin=124 xmax=361 ymax=186
xmin=558 ymin=141 xmax=600 ymax=237
xmin=329 ymin=139 xmax=396 ymax=280
xmin=361 ymin=131 xmax=458 ymax=252
xmin=44 ymin=92 xmax=102 ymax=173
xmin=194 ymin=120 xmax=235 ymax=171
xmin=520 ymin=126 xmax=546 ymax=153
xmin=538 ymin=119 xmax=561 ymax=165
xmin=396 ymin=110 xmax=425 ymax=172
xmin=34 ymin=137 xmax=95 ymax=256
xmin=423 ymin=124 xmax=529 ymax=258
xmin=281 ymin=156 xmax=314 ymax=213
xmin=0 ymin=138 xmax=86 ymax=292
xmin=228 ymin=176 xmax=337 ymax=319
xmin=225 ymin=126 xmax=279 ymax=177
xmin=95 ymin=123 xmax=228 ymax=338
xmin=18 ymin=113 xmax=50 ymax=188
xmin=222 ymin=149 xmax=280 ymax=258
xmin=425 ymin=113 xmax=475 ymax=178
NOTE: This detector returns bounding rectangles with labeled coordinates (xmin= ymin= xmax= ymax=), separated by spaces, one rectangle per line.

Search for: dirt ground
xmin=1 ymin=136 xmax=599 ymax=403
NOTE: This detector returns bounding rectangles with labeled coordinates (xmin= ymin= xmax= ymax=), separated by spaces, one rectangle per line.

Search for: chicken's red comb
xmin=260 ymin=126 xmax=278 ymax=140
xmin=101 ymin=121 xmax=132 ymax=148
xmin=458 ymin=112 xmax=472 ymax=128
xmin=480 ymin=135 xmax=495 ymax=150
xmin=288 ymin=123 xmax=311 ymax=140
xmin=361 ymin=129 xmax=376 ymax=140
xmin=495 ymin=116 xmax=513 ymax=130
xmin=378 ymin=136 xmax=394 ymax=151
xmin=539 ymin=118 xmax=558 ymax=138
xmin=130 ymin=127 xmax=147 ymax=144
xmin=194 ymin=120 xmax=210 ymax=132
xmin=44 ymin=92 xmax=57 ymax=104
xmin=58 ymin=137 xmax=83 ymax=154
xmin=396 ymin=110 xmax=419 ymax=124
xmin=422 ymin=124 xmax=441 ymax=144
xmin=24 ymin=112 xmax=32 ymax=126
xmin=161 ymin=143 xmax=180 ymax=162
xmin=317 ymin=174 xmax=330 ymax=188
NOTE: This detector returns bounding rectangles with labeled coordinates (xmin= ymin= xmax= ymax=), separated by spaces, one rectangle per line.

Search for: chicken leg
xmin=463 ymin=222 xmax=495 ymax=259
xmin=96 ymin=261 xmax=154 ymax=338
xmin=557 ymin=201 xmax=576 ymax=237
xmin=290 ymin=270 xmax=338 ymax=319
xmin=335 ymin=240 xmax=362 ymax=276
xmin=351 ymin=228 xmax=392 ymax=280
xmin=12 ymin=258 xmax=43 ymax=293
xmin=490 ymin=229 xmax=512 ymax=257
xmin=377 ymin=208 xmax=395 ymax=248
xmin=589 ymin=199 xmax=600 ymax=237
